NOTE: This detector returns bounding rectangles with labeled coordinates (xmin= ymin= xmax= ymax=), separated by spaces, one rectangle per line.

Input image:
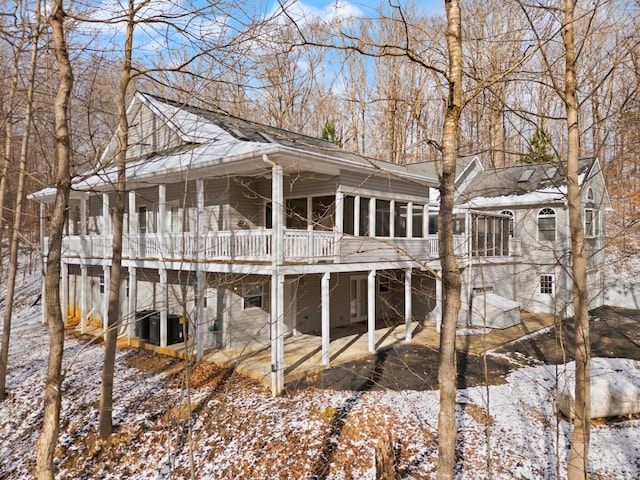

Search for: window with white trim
xmin=99 ymin=275 xmax=105 ymax=294
xmin=586 ymin=187 xmax=594 ymax=201
xmin=500 ymin=210 xmax=514 ymax=237
xmin=243 ymin=283 xmax=264 ymax=309
xmin=584 ymin=208 xmax=599 ymax=237
xmin=538 ymin=208 xmax=556 ymax=241
xmin=540 ymin=275 xmax=554 ymax=294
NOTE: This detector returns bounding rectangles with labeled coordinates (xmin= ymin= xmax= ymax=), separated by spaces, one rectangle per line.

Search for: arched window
xmin=500 ymin=210 xmax=514 ymax=237
xmin=586 ymin=187 xmax=594 ymax=202
xmin=538 ymin=208 xmax=556 ymax=241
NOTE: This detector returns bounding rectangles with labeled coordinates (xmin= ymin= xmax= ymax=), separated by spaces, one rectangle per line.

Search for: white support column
xmin=158 ymin=184 xmax=166 ymax=257
xmin=407 ymin=201 xmax=413 ymax=239
xmin=102 ymin=265 xmax=110 ymax=333
xmin=80 ymin=194 xmax=87 ymax=257
xmin=369 ymin=198 xmax=376 ymax=237
xmin=306 ymin=196 xmax=313 ymax=227
xmin=335 ymin=191 xmax=344 ymax=233
xmin=431 ymin=274 xmax=443 ymax=333
xmin=195 ymin=179 xmax=205 ymax=361
xmin=423 ymin=204 xmax=429 ymax=239
xmin=127 ymin=267 xmax=137 ymax=342
xmin=159 ymin=268 xmax=168 ymax=347
xmin=354 ymin=195 xmax=360 ymax=236
xmin=405 ymin=268 xmax=412 ymax=342
xmin=276 ymin=273 xmax=285 ymax=387
xmin=40 ymin=203 xmax=47 ymax=324
xmin=367 ymin=269 xmax=376 ymax=352
xmin=128 ymin=190 xmax=137 ymax=258
xmin=389 ymin=199 xmax=395 ymax=238
xmin=321 ymin=271 xmax=330 ymax=367
xmin=80 ymin=264 xmax=88 ymax=334
xmin=266 ymin=156 xmax=285 ymax=395
xmin=102 ymin=193 xmax=110 ymax=235
xmin=61 ymin=262 xmax=68 ymax=326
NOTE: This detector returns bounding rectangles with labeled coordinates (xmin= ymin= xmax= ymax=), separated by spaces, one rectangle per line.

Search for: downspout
xmin=465 ymin=208 xmax=473 ymax=326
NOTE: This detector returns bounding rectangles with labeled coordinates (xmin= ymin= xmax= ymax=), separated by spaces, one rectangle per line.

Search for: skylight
xmin=545 ymin=166 xmax=558 ymax=178
xmin=518 ymin=169 xmax=534 ymax=182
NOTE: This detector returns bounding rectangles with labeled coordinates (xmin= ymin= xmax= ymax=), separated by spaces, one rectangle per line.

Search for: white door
xmin=350 ymin=275 xmax=368 ymax=322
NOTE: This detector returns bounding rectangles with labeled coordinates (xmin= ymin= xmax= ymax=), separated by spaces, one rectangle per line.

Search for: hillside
xmin=0 ymin=267 xmax=639 ymax=479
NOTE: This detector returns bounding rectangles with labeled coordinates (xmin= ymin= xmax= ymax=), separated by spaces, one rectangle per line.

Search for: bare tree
xmin=35 ymin=0 xmax=74 ymax=477
xmin=562 ymin=3 xmax=590 ymax=476
xmin=0 ymin=0 xmax=43 ymax=401
xmin=97 ymin=0 xmax=136 ymax=440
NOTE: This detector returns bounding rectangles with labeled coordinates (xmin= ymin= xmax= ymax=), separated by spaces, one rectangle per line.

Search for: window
xmin=311 ymin=196 xmax=335 ymax=231
xmin=394 ymin=203 xmax=407 ymax=237
xmin=99 ymin=275 xmax=105 ymax=294
xmin=378 ymin=277 xmax=390 ymax=294
xmin=343 ymin=196 xmax=354 ymax=235
xmin=586 ymin=187 xmax=594 ymax=201
xmin=265 ymin=202 xmax=272 ymax=229
xmin=243 ymin=283 xmax=264 ymax=309
xmin=169 ymin=205 xmax=181 ymax=233
xmin=138 ymin=206 xmax=148 ymax=234
xmin=375 ymin=200 xmax=391 ymax=237
xmin=359 ymin=197 xmax=370 ymax=236
xmin=500 ymin=210 xmax=514 ymax=237
xmin=412 ymin=205 xmax=424 ymax=237
xmin=538 ymin=208 xmax=556 ymax=241
xmin=286 ymin=198 xmax=307 ymax=229
xmin=540 ymin=275 xmax=554 ymax=294
xmin=584 ymin=208 xmax=599 ymax=236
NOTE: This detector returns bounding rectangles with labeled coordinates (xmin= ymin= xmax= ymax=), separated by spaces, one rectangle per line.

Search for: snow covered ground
xmin=1 ymin=267 xmax=639 ymax=479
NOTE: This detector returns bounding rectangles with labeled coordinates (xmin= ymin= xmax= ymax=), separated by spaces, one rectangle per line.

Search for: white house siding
xmin=125 ymin=102 xmax=185 ymax=160
xmin=228 ymin=178 xmax=266 ymax=229
xmin=339 ymin=171 xmax=428 ymax=201
xmin=226 ymin=274 xmax=271 ymax=350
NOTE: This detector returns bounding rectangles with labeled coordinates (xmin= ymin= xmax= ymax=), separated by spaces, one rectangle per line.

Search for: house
xmin=455 ymin=157 xmax=612 ymax=322
xmin=30 ymin=92 xmax=612 ymax=393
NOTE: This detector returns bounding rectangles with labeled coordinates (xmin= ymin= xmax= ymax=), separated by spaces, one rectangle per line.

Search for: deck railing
xmin=57 ymin=230 xmax=473 ymax=264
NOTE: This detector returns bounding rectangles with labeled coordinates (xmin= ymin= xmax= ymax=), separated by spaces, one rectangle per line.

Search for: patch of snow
xmin=1 ymin=265 xmax=639 ymax=479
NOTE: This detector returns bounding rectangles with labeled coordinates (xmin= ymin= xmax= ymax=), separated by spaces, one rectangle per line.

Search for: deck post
xmin=127 ymin=267 xmax=137 ymax=343
xmin=195 ymin=178 xmax=205 ymax=361
xmin=431 ymin=273 xmax=443 ymax=333
xmin=40 ymin=203 xmax=46 ymax=324
xmin=128 ymin=190 xmax=137 ymax=258
xmin=368 ymin=269 xmax=376 ymax=352
xmin=102 ymin=193 xmax=110 ymax=235
xmin=158 ymin=184 xmax=166 ymax=257
xmin=102 ymin=264 xmax=110 ymax=333
xmin=389 ymin=200 xmax=395 ymax=238
xmin=61 ymin=261 xmax=68 ymax=326
xmin=266 ymin=155 xmax=285 ymax=395
xmin=405 ymin=268 xmax=412 ymax=342
xmin=407 ymin=201 xmax=413 ymax=239
xmin=321 ymin=271 xmax=330 ymax=367
xmin=354 ymin=195 xmax=360 ymax=236
xmin=80 ymin=193 xmax=87 ymax=257
xmin=80 ymin=264 xmax=87 ymax=334
xmin=369 ymin=198 xmax=376 ymax=237
xmin=159 ymin=267 xmax=168 ymax=347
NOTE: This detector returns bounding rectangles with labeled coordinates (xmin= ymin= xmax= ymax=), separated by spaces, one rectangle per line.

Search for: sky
xmin=264 ymin=0 xmax=445 ymax=19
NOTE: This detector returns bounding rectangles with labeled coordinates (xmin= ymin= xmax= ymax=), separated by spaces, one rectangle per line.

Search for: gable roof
xmin=31 ymin=92 xmax=438 ymax=201
xmin=457 ymin=158 xmax=601 ymax=208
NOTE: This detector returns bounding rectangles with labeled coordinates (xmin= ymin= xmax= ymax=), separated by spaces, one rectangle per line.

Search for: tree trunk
xmin=98 ymin=0 xmax=134 ymax=439
xmin=564 ymin=1 xmax=591 ymax=478
xmin=437 ymin=1 xmax=464 ymax=479
xmin=0 ymin=12 xmax=39 ymax=400
xmin=35 ymin=0 xmax=74 ymax=478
